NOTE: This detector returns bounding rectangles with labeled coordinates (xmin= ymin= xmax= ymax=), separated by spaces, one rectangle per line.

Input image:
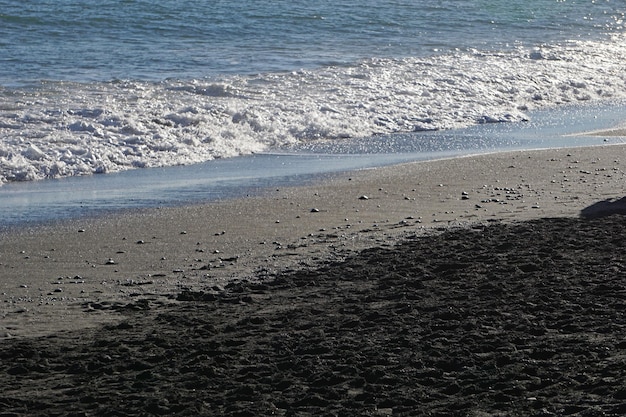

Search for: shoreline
xmin=1 ymin=143 xmax=625 ymax=339
xmin=1 ymin=142 xmax=625 ymax=415
xmin=579 ymin=127 xmax=626 ymax=138
xmin=3 ymin=98 xmax=626 ymax=228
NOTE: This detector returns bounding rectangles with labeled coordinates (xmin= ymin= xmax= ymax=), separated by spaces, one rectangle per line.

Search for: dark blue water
xmin=2 ymin=0 xmax=622 ymax=84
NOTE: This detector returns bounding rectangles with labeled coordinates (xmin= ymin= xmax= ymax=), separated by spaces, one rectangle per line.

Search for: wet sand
xmin=1 ymin=143 xmax=625 ymax=415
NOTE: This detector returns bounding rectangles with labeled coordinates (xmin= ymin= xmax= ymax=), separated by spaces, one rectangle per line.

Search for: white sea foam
xmin=1 ymin=34 xmax=626 ymax=184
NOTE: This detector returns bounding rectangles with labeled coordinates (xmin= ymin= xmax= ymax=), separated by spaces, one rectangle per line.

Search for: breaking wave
xmin=1 ymin=34 xmax=626 ymax=184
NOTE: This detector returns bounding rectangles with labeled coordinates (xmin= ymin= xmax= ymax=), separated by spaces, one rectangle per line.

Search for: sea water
xmin=0 ymin=1 xmax=625 ymax=223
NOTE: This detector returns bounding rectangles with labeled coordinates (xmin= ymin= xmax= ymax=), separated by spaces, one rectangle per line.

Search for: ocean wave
xmin=1 ymin=34 xmax=626 ymax=184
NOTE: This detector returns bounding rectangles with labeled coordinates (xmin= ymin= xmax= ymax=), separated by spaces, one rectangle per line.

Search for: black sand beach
xmin=1 ymin=214 xmax=625 ymax=416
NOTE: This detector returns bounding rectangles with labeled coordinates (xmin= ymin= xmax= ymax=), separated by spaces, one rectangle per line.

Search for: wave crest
xmin=1 ymin=34 xmax=626 ymax=184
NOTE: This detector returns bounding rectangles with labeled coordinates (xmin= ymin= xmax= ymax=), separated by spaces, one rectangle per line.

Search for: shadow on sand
xmin=581 ymin=196 xmax=626 ymax=219
xmin=1 ymin=216 xmax=626 ymax=416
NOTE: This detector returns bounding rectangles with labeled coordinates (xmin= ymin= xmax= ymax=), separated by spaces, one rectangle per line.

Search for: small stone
xmin=310 ymin=208 xmax=320 ymax=213
xmin=105 ymin=258 xmax=116 ymax=265
xmin=78 ymin=229 xmax=85 ymax=233
xmin=180 ymin=231 xmax=187 ymax=235
xmin=136 ymin=240 xmax=145 ymax=244
xmin=359 ymin=195 xmax=369 ymax=200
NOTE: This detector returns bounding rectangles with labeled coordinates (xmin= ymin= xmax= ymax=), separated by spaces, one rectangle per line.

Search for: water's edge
xmin=1 ymin=101 xmax=625 ymax=230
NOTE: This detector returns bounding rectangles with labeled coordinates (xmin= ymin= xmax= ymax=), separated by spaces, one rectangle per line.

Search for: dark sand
xmin=1 ymin=215 xmax=625 ymax=416
xmin=1 ymin=143 xmax=626 ymax=416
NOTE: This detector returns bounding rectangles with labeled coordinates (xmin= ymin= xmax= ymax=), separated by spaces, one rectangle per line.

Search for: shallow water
xmin=1 ymin=1 xmax=625 ymax=183
xmin=1 ymin=102 xmax=624 ymax=229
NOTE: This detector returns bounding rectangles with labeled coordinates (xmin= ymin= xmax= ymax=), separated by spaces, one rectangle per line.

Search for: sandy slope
xmin=1 ymin=144 xmax=626 ymax=339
